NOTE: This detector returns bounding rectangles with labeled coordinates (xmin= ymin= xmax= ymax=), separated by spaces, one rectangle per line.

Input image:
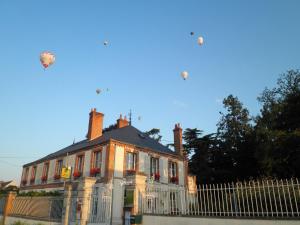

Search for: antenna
xmin=129 ymin=109 xmax=132 ymax=126
xmin=73 ymin=138 xmax=75 ymax=144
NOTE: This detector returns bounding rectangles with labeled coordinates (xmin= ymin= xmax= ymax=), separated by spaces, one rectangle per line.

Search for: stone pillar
xmin=133 ymin=174 xmax=147 ymax=215
xmin=77 ymin=177 xmax=97 ymax=225
xmin=63 ymin=183 xmax=72 ymax=225
xmin=3 ymin=191 xmax=17 ymax=225
xmin=111 ymin=178 xmax=125 ymax=225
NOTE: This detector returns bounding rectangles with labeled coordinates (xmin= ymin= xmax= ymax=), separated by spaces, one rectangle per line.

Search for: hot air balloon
xmin=197 ymin=36 xmax=204 ymax=45
xmin=40 ymin=52 xmax=55 ymax=69
xmin=96 ymin=89 xmax=101 ymax=94
xmin=190 ymin=32 xmax=194 ymax=36
xmin=181 ymin=71 xmax=189 ymax=80
xmin=103 ymin=40 xmax=109 ymax=46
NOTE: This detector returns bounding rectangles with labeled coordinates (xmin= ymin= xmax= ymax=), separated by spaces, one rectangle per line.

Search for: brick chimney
xmin=117 ymin=114 xmax=129 ymax=128
xmin=87 ymin=108 xmax=104 ymax=140
xmin=173 ymin=123 xmax=183 ymax=156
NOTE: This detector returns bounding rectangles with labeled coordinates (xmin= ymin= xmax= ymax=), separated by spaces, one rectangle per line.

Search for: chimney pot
xmin=117 ymin=114 xmax=129 ymax=128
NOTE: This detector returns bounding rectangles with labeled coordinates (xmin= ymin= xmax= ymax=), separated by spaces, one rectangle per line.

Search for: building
xmin=0 ymin=181 xmax=17 ymax=191
xmin=19 ymin=109 xmax=188 ymax=224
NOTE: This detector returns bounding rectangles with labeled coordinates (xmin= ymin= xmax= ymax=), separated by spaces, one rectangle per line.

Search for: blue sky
xmin=0 ymin=0 xmax=299 ymax=183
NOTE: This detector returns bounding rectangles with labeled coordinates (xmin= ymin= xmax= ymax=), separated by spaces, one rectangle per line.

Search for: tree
xmin=216 ymin=95 xmax=257 ymax=180
xmin=255 ymin=70 xmax=300 ymax=178
xmin=145 ymin=128 xmax=162 ymax=142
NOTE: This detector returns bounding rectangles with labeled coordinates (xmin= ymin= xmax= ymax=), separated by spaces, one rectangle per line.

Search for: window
xmin=126 ymin=152 xmax=137 ymax=173
xmin=54 ymin=160 xmax=63 ymax=180
xmin=41 ymin=162 xmax=49 ymax=183
xmin=150 ymin=157 xmax=160 ymax=181
xmin=22 ymin=167 xmax=29 ymax=186
xmin=169 ymin=161 xmax=178 ymax=184
xmin=74 ymin=154 xmax=84 ymax=178
xmin=90 ymin=151 xmax=101 ymax=176
xmin=30 ymin=166 xmax=36 ymax=184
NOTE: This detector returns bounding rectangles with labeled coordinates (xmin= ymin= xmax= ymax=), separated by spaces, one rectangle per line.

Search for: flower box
xmin=151 ymin=173 xmax=160 ymax=181
xmin=54 ymin=174 xmax=61 ymax=180
xmin=22 ymin=180 xmax=27 ymax=185
xmin=126 ymin=170 xmax=136 ymax=176
xmin=90 ymin=168 xmax=100 ymax=176
xmin=73 ymin=171 xmax=81 ymax=179
xmin=170 ymin=176 xmax=178 ymax=184
xmin=154 ymin=173 xmax=160 ymax=181
xmin=41 ymin=176 xmax=47 ymax=182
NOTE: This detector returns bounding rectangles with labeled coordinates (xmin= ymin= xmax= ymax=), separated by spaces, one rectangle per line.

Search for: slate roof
xmin=24 ymin=125 xmax=178 ymax=167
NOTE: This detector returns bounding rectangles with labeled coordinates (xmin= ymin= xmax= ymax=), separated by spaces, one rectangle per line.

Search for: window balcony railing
xmin=41 ymin=175 xmax=48 ymax=183
xmin=151 ymin=173 xmax=160 ymax=181
xmin=170 ymin=176 xmax=178 ymax=184
xmin=54 ymin=174 xmax=61 ymax=180
xmin=30 ymin=178 xmax=35 ymax=184
xmin=73 ymin=171 xmax=82 ymax=179
xmin=126 ymin=169 xmax=136 ymax=176
xmin=90 ymin=168 xmax=100 ymax=177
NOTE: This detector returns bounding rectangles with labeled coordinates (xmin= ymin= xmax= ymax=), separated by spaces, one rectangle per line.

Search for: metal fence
xmin=0 ymin=196 xmax=6 ymax=215
xmin=9 ymin=196 xmax=63 ymax=221
xmin=88 ymin=186 xmax=112 ymax=224
xmin=140 ymin=178 xmax=300 ymax=218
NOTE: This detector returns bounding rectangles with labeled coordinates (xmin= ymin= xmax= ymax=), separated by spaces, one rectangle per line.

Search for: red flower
xmin=73 ymin=171 xmax=81 ymax=178
xmin=30 ymin=178 xmax=35 ymax=184
xmin=170 ymin=176 xmax=178 ymax=183
xmin=22 ymin=180 xmax=27 ymax=185
xmin=90 ymin=168 xmax=100 ymax=176
xmin=41 ymin=175 xmax=47 ymax=182
xmin=54 ymin=174 xmax=61 ymax=180
xmin=154 ymin=173 xmax=160 ymax=181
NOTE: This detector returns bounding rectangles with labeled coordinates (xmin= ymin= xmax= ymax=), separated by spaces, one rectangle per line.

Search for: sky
xmin=0 ymin=0 xmax=299 ymax=183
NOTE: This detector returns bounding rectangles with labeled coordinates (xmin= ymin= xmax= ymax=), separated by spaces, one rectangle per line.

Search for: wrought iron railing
xmin=140 ymin=178 xmax=300 ymax=218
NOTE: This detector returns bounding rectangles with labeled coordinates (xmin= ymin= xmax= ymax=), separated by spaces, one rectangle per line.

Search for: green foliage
xmin=11 ymin=221 xmax=29 ymax=225
xmin=187 ymin=69 xmax=300 ymax=184
xmin=145 ymin=128 xmax=162 ymax=142
xmin=17 ymin=191 xmax=62 ymax=197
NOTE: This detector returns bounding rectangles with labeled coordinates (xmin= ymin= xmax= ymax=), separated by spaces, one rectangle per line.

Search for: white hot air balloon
xmin=197 ymin=36 xmax=204 ymax=45
xmin=181 ymin=71 xmax=189 ymax=80
xmin=40 ymin=51 xmax=55 ymax=69
xmin=103 ymin=40 xmax=109 ymax=46
xmin=96 ymin=89 xmax=101 ymax=94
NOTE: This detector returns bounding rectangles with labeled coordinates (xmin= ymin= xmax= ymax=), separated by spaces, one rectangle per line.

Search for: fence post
xmin=2 ymin=191 xmax=17 ymax=225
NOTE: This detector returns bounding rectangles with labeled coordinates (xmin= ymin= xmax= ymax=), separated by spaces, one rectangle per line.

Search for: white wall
xmin=177 ymin=161 xmax=184 ymax=186
xmin=159 ymin=157 xmax=168 ymax=184
xmin=114 ymin=145 xmax=124 ymax=178
xmin=101 ymin=146 xmax=106 ymax=177
xmin=84 ymin=150 xmax=91 ymax=177
xmin=143 ymin=215 xmax=300 ymax=225
xmin=139 ymin=151 xmax=147 ymax=173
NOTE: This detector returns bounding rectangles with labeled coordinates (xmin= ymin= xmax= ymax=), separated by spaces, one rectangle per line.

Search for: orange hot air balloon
xmin=40 ymin=51 xmax=55 ymax=69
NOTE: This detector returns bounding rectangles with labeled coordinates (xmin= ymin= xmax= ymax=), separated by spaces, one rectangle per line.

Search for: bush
xmin=11 ymin=221 xmax=29 ymax=225
xmin=17 ymin=191 xmax=62 ymax=197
